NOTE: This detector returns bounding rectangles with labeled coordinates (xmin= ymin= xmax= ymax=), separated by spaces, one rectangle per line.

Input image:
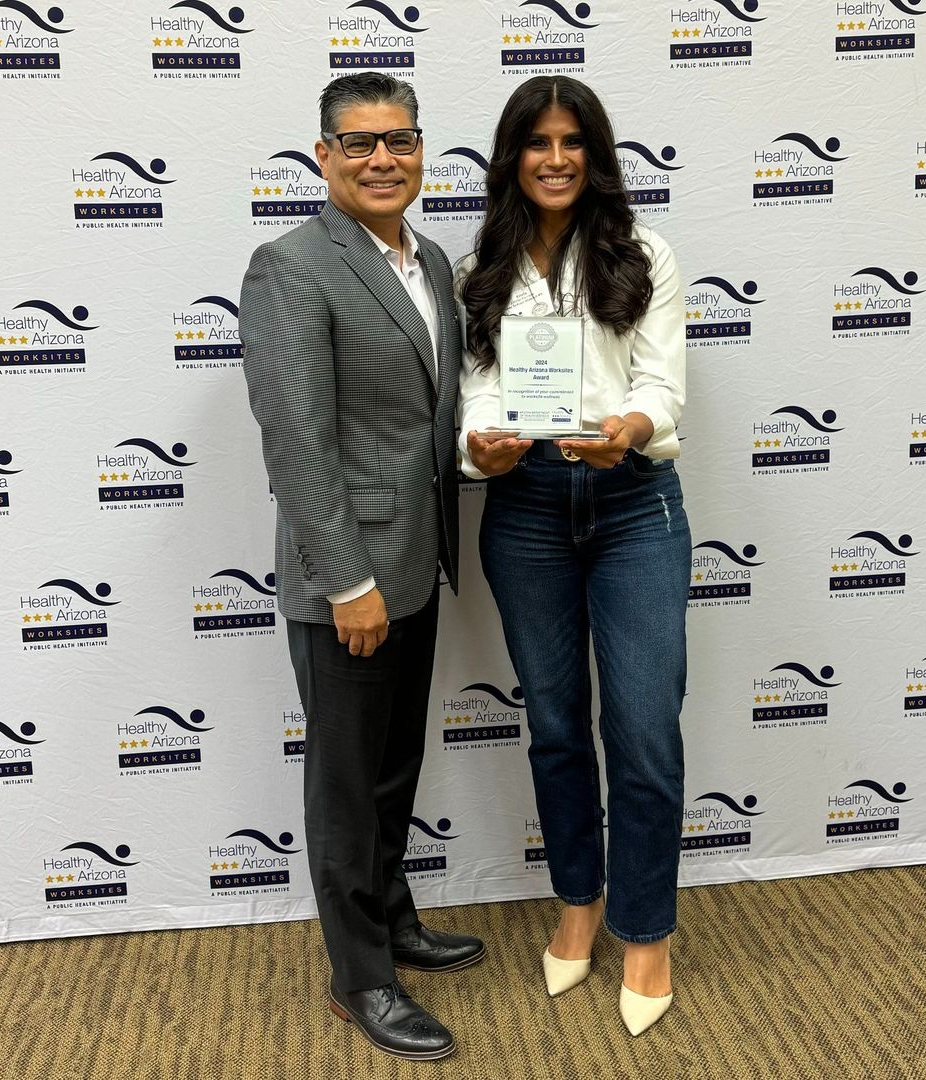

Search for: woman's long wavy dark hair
xmin=461 ymin=76 xmax=652 ymax=370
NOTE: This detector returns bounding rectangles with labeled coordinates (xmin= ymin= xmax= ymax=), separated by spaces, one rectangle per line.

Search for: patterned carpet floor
xmin=2 ymin=864 xmax=925 ymax=1080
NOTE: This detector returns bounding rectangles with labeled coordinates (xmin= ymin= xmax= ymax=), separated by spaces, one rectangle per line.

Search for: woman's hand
xmin=556 ymin=413 xmax=654 ymax=469
xmin=466 ymin=431 xmax=533 ymax=476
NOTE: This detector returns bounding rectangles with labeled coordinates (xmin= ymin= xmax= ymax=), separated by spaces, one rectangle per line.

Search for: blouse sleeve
xmin=617 ymin=229 xmax=685 ymax=459
xmin=454 ymin=255 xmax=501 ymax=479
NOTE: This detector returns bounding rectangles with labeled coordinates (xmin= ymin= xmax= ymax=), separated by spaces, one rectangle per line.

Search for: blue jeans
xmin=480 ymin=447 xmax=691 ymax=942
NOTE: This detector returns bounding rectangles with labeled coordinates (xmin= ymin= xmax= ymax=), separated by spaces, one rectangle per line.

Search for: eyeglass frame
xmin=320 ymin=128 xmax=423 ymax=158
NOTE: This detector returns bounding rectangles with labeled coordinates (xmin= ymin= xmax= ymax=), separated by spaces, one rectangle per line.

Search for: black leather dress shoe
xmin=328 ymin=979 xmax=455 ymax=1060
xmin=391 ymin=921 xmax=487 ymax=972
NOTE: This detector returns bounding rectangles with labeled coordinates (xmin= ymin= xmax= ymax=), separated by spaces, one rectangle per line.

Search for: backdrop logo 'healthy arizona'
xmin=0 ymin=1 xmax=73 ymax=77
xmin=0 ymin=299 xmax=97 ymax=375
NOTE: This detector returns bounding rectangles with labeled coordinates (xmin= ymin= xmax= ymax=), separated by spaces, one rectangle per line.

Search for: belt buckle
xmin=559 ymin=445 xmax=580 ymax=462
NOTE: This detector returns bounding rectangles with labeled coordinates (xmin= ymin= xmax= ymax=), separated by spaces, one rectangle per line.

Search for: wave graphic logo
xmin=835 ymin=2 xmax=918 ymax=56
xmin=0 ymin=718 xmax=43 ymax=782
xmin=442 ymin=682 xmax=523 ymax=747
xmin=117 ymin=705 xmax=213 ymax=771
xmin=44 ymin=840 xmax=136 ymax=902
xmin=98 ymin=439 xmax=193 ymax=509
xmin=251 ymin=149 xmax=326 ymax=221
xmin=192 ymin=569 xmax=276 ymax=634
xmin=828 ymin=780 xmax=910 ymax=841
xmin=74 ymin=153 xmax=174 ymax=226
xmin=833 ymin=267 xmax=921 ymax=334
xmin=21 ymin=577 xmax=118 ymax=647
xmin=152 ymin=3 xmax=252 ymax=73
xmin=174 ymin=294 xmax=242 ymax=365
xmin=683 ymin=791 xmax=762 ymax=853
xmin=752 ymin=402 xmax=841 ymax=473
xmin=753 ymin=134 xmax=845 ymax=204
xmin=616 ymin=141 xmax=681 ymax=210
xmin=328 ymin=1 xmax=426 ymax=72
xmin=685 ymin=276 xmax=764 ymax=343
xmin=422 ymin=147 xmax=487 ymax=215
xmin=690 ymin=540 xmax=762 ymax=603
xmin=0 ymin=2 xmax=73 ymax=75
xmin=830 ymin=531 xmax=916 ymax=595
xmin=405 ymin=815 xmax=457 ymax=873
xmin=669 ymin=0 xmax=760 ymax=63
xmin=752 ymin=661 xmax=837 ymax=726
xmin=0 ymin=448 xmax=17 ymax=511
xmin=498 ymin=0 xmax=592 ymax=70
xmin=0 ymin=299 xmax=96 ymax=371
xmin=209 ymin=828 xmax=300 ymax=891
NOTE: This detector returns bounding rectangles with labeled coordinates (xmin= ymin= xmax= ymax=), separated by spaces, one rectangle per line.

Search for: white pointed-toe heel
xmin=619 ymin=984 xmax=673 ymax=1036
xmin=542 ymin=948 xmax=591 ymax=997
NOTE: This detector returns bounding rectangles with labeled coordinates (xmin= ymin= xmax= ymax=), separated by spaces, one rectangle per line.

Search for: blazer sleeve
xmin=240 ymin=241 xmax=375 ymax=595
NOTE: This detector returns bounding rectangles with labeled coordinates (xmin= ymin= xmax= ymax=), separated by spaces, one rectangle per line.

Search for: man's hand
xmin=333 ymin=588 xmax=389 ymax=657
xmin=466 ymin=430 xmax=533 ymax=476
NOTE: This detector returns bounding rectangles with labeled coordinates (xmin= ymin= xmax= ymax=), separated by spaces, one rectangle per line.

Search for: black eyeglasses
xmin=322 ymin=128 xmax=422 ymax=158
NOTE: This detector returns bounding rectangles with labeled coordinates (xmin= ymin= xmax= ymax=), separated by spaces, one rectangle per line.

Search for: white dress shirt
xmin=456 ymin=223 xmax=685 ymax=479
xmin=329 ymin=221 xmax=441 ymax=605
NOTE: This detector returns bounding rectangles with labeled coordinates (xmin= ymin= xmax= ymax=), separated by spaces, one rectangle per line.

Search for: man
xmin=239 ymin=73 xmax=483 ymax=1061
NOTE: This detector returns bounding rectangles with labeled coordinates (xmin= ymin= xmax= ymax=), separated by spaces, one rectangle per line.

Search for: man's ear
xmin=315 ymin=140 xmax=330 ymax=181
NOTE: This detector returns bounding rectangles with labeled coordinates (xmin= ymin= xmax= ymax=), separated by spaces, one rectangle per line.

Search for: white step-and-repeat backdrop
xmin=3 ymin=1 xmax=925 ymax=941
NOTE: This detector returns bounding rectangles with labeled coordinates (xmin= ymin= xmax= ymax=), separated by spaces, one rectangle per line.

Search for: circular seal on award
xmin=526 ymin=322 xmax=557 ymax=352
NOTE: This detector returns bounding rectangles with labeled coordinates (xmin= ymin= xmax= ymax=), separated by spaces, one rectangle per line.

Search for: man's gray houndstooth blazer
xmin=239 ymin=201 xmax=461 ymax=624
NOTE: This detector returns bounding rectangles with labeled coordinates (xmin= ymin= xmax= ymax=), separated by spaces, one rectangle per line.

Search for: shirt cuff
xmin=327 ymin=577 xmax=376 ymax=605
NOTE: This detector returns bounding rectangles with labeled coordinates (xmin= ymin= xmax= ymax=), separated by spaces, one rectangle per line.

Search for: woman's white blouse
xmin=456 ymin=224 xmax=685 ymax=479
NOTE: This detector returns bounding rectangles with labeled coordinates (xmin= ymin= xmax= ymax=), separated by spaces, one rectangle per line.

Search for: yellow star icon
xmin=44 ymin=614 xmax=52 ymax=622
xmin=854 ymin=301 xmax=862 ymax=310
xmin=834 ymin=302 xmax=843 ymax=311
xmin=274 ymin=186 xmax=282 ymax=195
xmin=330 ymin=37 xmax=338 ymax=45
xmin=754 ymin=695 xmax=762 ymax=703
xmin=341 ymin=36 xmax=350 ymax=45
xmin=56 ymin=875 xmax=64 ymax=883
xmin=918 ymin=161 xmax=926 ymax=170
xmin=352 ymin=37 xmax=360 ymax=46
xmin=755 ymin=169 xmax=763 ymax=178
xmin=163 ymin=37 xmax=173 ymax=46
xmin=692 ymin=28 xmax=701 ymax=37
xmin=153 ymin=37 xmax=162 ymax=46
xmin=682 ymin=28 xmax=690 ymax=37
xmin=19 ymin=336 xmax=28 ymax=344
xmin=513 ymin=34 xmax=522 ymax=43
xmin=221 ymin=862 xmax=229 ymax=870
xmin=773 ymin=439 xmax=781 ymax=447
xmin=175 ymin=37 xmax=184 ymax=46
xmin=672 ymin=28 xmax=680 ymax=38
xmin=908 ymin=684 xmax=915 ymax=693
xmin=46 ymin=875 xmax=54 ymax=883
xmin=773 ymin=694 xmax=781 ymax=702
xmin=694 ymin=573 xmax=703 ymax=581
xmin=120 ymin=740 xmax=128 ymax=749
xmin=214 ymin=602 xmax=223 ymax=610
xmin=764 ymin=695 xmax=772 ymax=702
xmin=847 ymin=810 xmax=854 ymax=818
xmin=85 ymin=188 xmax=94 ymax=197
xmin=186 ymin=331 xmax=195 ymax=339
xmin=211 ymin=862 xmax=219 ymax=870
xmin=444 ymin=182 xmax=453 ymax=191
xmin=765 ymin=169 xmax=773 ymax=177
xmin=130 ymin=740 xmax=138 ymax=748
xmin=754 ymin=440 xmax=762 ymax=448
xmin=913 ymin=432 xmax=921 ymax=440
xmin=194 ymin=603 xmax=203 ymax=611
xmin=775 ymin=168 xmax=783 ymax=177
xmin=524 ymin=33 xmax=532 ymax=42
xmin=263 ymin=186 xmax=272 ymax=195
xmin=837 ymin=22 xmax=845 ymax=31
xmin=231 ymin=862 xmax=239 ymax=869
xmin=444 ymin=715 xmax=451 ymax=724
xmin=204 ymin=602 xmax=213 ymax=611
xmin=831 ymin=563 xmax=839 ymax=572
xmin=197 ymin=330 xmax=205 ymax=339
xmin=110 ymin=472 xmax=119 ymax=481
xmin=295 ymin=728 xmax=304 ymax=736
xmin=423 ymin=182 xmax=432 ymax=192
xmin=841 ymin=563 xmax=849 ymax=572
xmin=140 ymin=739 xmax=148 ymax=747
xmin=502 ymin=34 xmax=511 ymax=43
xmin=693 ymin=310 xmax=701 ymax=320
xmin=22 ymin=614 xmax=31 ymax=623
xmin=175 ymin=330 xmax=184 ymax=340
xmin=829 ymin=811 xmax=836 ymax=820
xmin=252 ymin=185 xmax=261 ymax=195
xmin=285 ymin=728 xmax=293 ymax=737
xmin=75 ymin=188 xmax=84 ymax=197
xmin=847 ymin=21 xmax=856 ymax=30
xmin=858 ymin=21 xmax=865 ymax=29
xmin=99 ymin=472 xmax=109 ymax=482
xmin=764 ymin=440 xmax=771 ymax=448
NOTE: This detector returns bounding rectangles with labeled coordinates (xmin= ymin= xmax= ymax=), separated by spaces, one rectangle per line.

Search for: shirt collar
xmin=358 ymin=220 xmax=420 ymax=268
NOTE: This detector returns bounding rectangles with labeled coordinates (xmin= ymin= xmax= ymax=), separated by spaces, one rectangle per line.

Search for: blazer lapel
xmin=417 ymin=238 xmax=455 ymax=403
xmin=322 ymin=203 xmax=437 ymax=390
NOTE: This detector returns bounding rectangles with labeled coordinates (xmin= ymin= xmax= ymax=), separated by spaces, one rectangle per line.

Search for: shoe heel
xmin=329 ymin=998 xmax=352 ymax=1023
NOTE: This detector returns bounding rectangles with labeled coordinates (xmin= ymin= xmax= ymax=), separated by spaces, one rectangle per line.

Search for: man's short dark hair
xmin=319 ymin=73 xmax=419 ymax=135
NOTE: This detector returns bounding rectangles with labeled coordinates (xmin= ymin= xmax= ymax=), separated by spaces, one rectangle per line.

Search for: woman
xmin=457 ymin=76 xmax=690 ymax=1036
